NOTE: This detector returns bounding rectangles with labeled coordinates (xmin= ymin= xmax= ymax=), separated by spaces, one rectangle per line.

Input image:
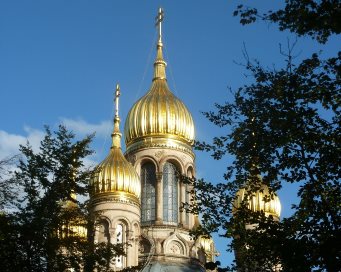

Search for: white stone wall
xmin=92 ymin=199 xmax=141 ymax=268
xmin=127 ymin=146 xmax=196 ymax=230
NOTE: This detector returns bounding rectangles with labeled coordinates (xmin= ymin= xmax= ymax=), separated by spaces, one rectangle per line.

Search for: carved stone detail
xmin=139 ymin=237 xmax=151 ymax=254
xmin=167 ymin=240 xmax=184 ymax=255
xmin=127 ymin=154 xmax=137 ymax=165
xmin=155 ymin=150 xmax=165 ymax=158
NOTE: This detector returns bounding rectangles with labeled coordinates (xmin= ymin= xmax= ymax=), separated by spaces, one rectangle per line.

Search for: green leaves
xmin=194 ymin=7 xmax=341 ymax=269
xmin=0 ymin=125 xmax=124 ymax=272
xmin=233 ymin=1 xmax=341 ymax=44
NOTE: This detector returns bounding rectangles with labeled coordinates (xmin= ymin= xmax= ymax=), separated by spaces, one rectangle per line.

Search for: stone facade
xmin=126 ymin=146 xmax=210 ymax=270
xmin=90 ymin=8 xmax=217 ymax=271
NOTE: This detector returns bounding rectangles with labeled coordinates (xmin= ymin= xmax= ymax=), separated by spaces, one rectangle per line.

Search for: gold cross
xmin=114 ymin=84 xmax=120 ymax=117
xmin=155 ymin=7 xmax=164 ymax=41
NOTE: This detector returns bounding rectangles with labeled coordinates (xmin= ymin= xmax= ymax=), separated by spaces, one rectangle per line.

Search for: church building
xmin=89 ymin=8 xmax=217 ymax=271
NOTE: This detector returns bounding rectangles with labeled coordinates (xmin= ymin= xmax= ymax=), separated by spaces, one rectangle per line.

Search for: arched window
xmin=96 ymin=219 xmax=110 ymax=243
xmin=141 ymin=162 xmax=156 ymax=224
xmin=163 ymin=162 xmax=178 ymax=224
xmin=185 ymin=183 xmax=190 ymax=226
xmin=115 ymin=223 xmax=124 ymax=268
xmin=185 ymin=169 xmax=193 ymax=226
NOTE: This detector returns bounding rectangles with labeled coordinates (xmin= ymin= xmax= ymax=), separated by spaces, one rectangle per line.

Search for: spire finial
xmin=155 ymin=7 xmax=164 ymax=44
xmin=153 ymin=8 xmax=167 ymax=81
xmin=115 ymin=83 xmax=120 ymax=118
xmin=111 ymin=83 xmax=122 ymax=148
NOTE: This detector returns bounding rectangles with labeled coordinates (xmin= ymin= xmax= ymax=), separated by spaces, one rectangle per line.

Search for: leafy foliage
xmin=233 ymin=0 xmax=341 ymax=43
xmin=193 ymin=52 xmax=341 ymax=271
xmin=0 ymin=155 xmax=19 ymax=210
xmin=191 ymin=1 xmax=341 ymax=271
xmin=0 ymin=125 xmax=124 ymax=272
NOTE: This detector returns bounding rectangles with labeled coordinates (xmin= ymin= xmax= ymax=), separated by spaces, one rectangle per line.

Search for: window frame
xmin=162 ymin=161 xmax=179 ymax=225
xmin=140 ymin=162 xmax=157 ymax=225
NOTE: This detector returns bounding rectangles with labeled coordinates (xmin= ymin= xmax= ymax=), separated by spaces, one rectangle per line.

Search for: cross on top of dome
xmin=155 ymin=7 xmax=164 ymax=45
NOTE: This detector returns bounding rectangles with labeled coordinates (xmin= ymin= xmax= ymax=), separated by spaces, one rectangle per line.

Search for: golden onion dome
xmin=59 ymin=195 xmax=88 ymax=239
xmin=233 ymin=184 xmax=281 ymax=219
xmin=197 ymin=236 xmax=214 ymax=253
xmin=196 ymin=235 xmax=218 ymax=262
xmin=124 ymin=17 xmax=195 ymax=155
xmin=91 ymin=85 xmax=140 ymax=203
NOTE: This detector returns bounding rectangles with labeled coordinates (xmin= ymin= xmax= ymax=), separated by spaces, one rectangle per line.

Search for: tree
xmin=191 ymin=1 xmax=341 ymax=271
xmin=0 ymin=125 xmax=124 ymax=272
xmin=233 ymin=0 xmax=341 ymax=43
xmin=0 ymin=155 xmax=19 ymax=210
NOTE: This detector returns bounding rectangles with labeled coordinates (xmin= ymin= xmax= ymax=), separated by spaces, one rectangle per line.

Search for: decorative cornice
xmin=125 ymin=136 xmax=195 ymax=159
xmin=90 ymin=192 xmax=140 ymax=207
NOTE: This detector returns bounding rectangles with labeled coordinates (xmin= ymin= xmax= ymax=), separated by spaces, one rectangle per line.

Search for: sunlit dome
xmin=197 ymin=235 xmax=215 ymax=253
xmin=124 ymin=29 xmax=195 ymax=155
xmin=91 ymin=85 xmax=140 ymax=203
xmin=233 ymin=184 xmax=281 ymax=219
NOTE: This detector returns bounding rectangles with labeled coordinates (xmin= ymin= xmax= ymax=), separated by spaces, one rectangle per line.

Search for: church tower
xmin=124 ymin=8 xmax=215 ymax=271
xmin=91 ymin=85 xmax=141 ymax=269
xmin=90 ymin=8 xmax=216 ymax=271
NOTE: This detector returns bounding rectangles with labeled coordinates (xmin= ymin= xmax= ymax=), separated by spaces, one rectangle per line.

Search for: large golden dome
xmin=233 ymin=184 xmax=281 ymax=219
xmin=91 ymin=85 xmax=140 ymax=203
xmin=124 ymin=30 xmax=195 ymax=154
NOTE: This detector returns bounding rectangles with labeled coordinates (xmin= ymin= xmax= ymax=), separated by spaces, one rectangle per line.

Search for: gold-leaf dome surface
xmin=124 ymin=31 xmax=195 ymax=154
xmin=91 ymin=86 xmax=140 ymax=202
xmin=196 ymin=235 xmax=218 ymax=262
xmin=124 ymin=80 xmax=195 ymax=147
xmin=198 ymin=236 xmax=214 ymax=253
xmin=233 ymin=184 xmax=281 ymax=219
xmin=92 ymin=147 xmax=140 ymax=199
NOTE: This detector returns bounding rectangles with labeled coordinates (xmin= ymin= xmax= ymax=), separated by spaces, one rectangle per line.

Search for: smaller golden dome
xmin=59 ymin=219 xmax=88 ymax=239
xmin=196 ymin=235 xmax=218 ymax=262
xmin=233 ymin=184 xmax=281 ymax=219
xmin=91 ymin=85 xmax=140 ymax=202
xmin=59 ymin=196 xmax=88 ymax=239
xmin=198 ymin=236 xmax=214 ymax=253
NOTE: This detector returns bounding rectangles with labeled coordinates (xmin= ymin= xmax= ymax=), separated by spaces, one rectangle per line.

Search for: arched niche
xmin=167 ymin=240 xmax=185 ymax=255
xmin=96 ymin=218 xmax=110 ymax=244
xmin=132 ymin=221 xmax=140 ymax=237
xmin=184 ymin=165 xmax=194 ymax=226
xmin=139 ymin=235 xmax=152 ymax=254
xmin=186 ymin=165 xmax=194 ymax=178
xmin=163 ymin=232 xmax=189 ymax=256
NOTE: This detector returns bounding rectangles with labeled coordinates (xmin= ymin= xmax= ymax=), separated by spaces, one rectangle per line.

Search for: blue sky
xmin=1 ymin=0 xmax=339 ymax=267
